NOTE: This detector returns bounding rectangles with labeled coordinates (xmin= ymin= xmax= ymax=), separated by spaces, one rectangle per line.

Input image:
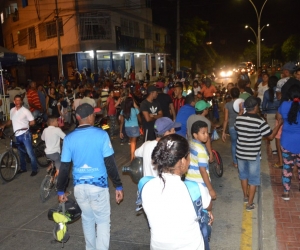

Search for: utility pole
xmin=176 ymin=0 xmax=180 ymax=72
xmin=55 ymin=0 xmax=64 ymax=78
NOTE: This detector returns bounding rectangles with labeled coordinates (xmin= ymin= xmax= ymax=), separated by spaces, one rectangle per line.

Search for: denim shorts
xmin=237 ymin=154 xmax=260 ymax=186
xmin=125 ymin=126 xmax=140 ymax=137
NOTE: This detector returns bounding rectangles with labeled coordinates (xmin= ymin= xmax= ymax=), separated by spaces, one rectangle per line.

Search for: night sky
xmin=152 ymin=0 xmax=300 ymax=62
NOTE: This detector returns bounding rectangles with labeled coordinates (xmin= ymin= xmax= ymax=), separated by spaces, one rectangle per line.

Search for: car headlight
xmin=220 ymin=71 xmax=226 ymax=77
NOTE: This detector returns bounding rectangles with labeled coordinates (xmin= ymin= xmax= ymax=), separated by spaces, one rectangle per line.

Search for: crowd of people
xmin=1 ymin=62 xmax=300 ymax=249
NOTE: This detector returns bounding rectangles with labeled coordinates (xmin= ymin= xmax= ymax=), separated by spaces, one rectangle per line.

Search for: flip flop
xmin=273 ymin=163 xmax=283 ymax=169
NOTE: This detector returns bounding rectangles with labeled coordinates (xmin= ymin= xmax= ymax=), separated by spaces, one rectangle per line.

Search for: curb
xmin=258 ymin=141 xmax=277 ymax=250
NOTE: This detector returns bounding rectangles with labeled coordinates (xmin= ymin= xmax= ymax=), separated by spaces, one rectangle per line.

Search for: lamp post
xmin=246 ymin=0 xmax=268 ymax=67
xmin=248 ymin=40 xmax=254 ymax=44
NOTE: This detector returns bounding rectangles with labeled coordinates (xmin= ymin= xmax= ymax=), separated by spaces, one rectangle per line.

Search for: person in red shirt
xmin=27 ymin=81 xmax=43 ymax=118
xmin=106 ymin=90 xmax=121 ymax=138
xmin=172 ymin=82 xmax=185 ymax=114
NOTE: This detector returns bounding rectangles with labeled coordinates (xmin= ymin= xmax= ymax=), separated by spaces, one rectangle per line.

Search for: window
xmin=120 ymin=18 xmax=139 ymax=38
xmin=22 ymin=0 xmax=28 ymax=8
xmin=79 ymin=12 xmax=111 ymax=40
xmin=28 ymin=27 xmax=36 ymax=49
xmin=155 ymin=33 xmax=160 ymax=42
xmin=18 ymin=28 xmax=27 ymax=46
xmin=165 ymin=34 xmax=170 ymax=44
xmin=45 ymin=19 xmax=64 ymax=39
xmin=144 ymin=24 xmax=152 ymax=39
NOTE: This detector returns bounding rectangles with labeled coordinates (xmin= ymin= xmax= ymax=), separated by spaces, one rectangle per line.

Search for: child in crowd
xmin=41 ymin=116 xmax=66 ymax=177
xmin=186 ymin=120 xmax=214 ymax=250
xmin=106 ymin=90 xmax=121 ymax=138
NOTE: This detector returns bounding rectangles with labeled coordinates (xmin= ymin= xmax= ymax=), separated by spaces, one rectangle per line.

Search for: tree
xmin=242 ymin=44 xmax=273 ymax=65
xmin=281 ymin=34 xmax=300 ymax=62
xmin=180 ymin=17 xmax=218 ymax=70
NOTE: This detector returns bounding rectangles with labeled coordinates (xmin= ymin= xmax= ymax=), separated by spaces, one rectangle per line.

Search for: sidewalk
xmin=266 ymin=143 xmax=300 ymax=250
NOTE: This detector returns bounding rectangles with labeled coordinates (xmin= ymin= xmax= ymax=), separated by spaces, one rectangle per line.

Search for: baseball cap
xmin=154 ymin=117 xmax=181 ymax=135
xmin=75 ymin=103 xmax=101 ymax=120
xmin=195 ymin=100 xmax=211 ymax=112
xmin=281 ymin=62 xmax=296 ymax=72
xmin=147 ymin=85 xmax=157 ymax=93
xmin=244 ymin=96 xmax=259 ymax=109
xmin=155 ymin=81 xmax=164 ymax=88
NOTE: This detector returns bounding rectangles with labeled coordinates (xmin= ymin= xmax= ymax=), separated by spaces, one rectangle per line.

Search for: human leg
xmin=130 ymin=137 xmax=137 ymax=161
xmin=281 ymin=147 xmax=295 ymax=199
xmin=247 ymin=154 xmax=260 ymax=206
xmin=237 ymin=159 xmax=249 ymax=199
xmin=228 ymin=126 xmax=238 ymax=166
xmin=74 ymin=185 xmax=110 ymax=250
xmin=109 ymin=115 xmax=116 ymax=137
xmin=21 ymin=131 xmax=38 ymax=172
xmin=266 ymin=114 xmax=276 ymax=151
xmin=16 ymin=135 xmax=27 ymax=171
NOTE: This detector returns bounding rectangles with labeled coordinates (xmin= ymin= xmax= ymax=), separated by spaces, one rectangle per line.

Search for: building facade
xmin=0 ymin=0 xmax=170 ymax=84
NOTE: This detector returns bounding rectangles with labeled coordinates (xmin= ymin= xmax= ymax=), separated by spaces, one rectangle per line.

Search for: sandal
xmin=233 ymin=163 xmax=238 ymax=168
xmin=273 ymin=163 xmax=283 ymax=169
xmin=246 ymin=203 xmax=255 ymax=211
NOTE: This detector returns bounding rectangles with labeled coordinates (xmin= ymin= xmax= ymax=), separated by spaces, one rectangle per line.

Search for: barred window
xmin=45 ymin=19 xmax=63 ymax=39
xmin=120 ymin=18 xmax=139 ymax=38
xmin=144 ymin=24 xmax=152 ymax=39
xmin=155 ymin=33 xmax=160 ymax=42
xmin=18 ymin=28 xmax=27 ymax=46
xmin=28 ymin=26 xmax=36 ymax=49
xmin=79 ymin=12 xmax=111 ymax=41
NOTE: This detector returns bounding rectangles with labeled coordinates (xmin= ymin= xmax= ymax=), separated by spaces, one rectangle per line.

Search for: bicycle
xmin=33 ymin=141 xmax=50 ymax=167
xmin=40 ymin=159 xmax=57 ymax=202
xmin=210 ymin=149 xmax=223 ymax=178
xmin=0 ymin=128 xmax=27 ymax=182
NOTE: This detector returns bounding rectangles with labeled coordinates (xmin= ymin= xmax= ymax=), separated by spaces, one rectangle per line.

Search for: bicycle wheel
xmin=40 ymin=175 xmax=54 ymax=202
xmin=0 ymin=151 xmax=19 ymax=182
xmin=211 ymin=150 xmax=223 ymax=178
xmin=34 ymin=141 xmax=49 ymax=168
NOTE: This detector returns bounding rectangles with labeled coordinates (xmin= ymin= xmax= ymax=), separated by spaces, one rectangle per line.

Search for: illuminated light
xmin=137 ymin=54 xmax=140 ymax=57
xmin=89 ymin=51 xmax=94 ymax=57
xmin=120 ymin=53 xmax=123 ymax=57
xmin=158 ymin=57 xmax=160 ymax=60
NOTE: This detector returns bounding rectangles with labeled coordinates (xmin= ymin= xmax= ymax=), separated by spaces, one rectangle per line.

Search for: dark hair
xmin=195 ymin=110 xmax=204 ymax=115
xmin=84 ymin=89 xmax=91 ymax=97
xmin=185 ymin=94 xmax=195 ymax=105
xmin=123 ymin=97 xmax=134 ymax=120
xmin=14 ymin=94 xmax=23 ymax=100
xmin=287 ymin=85 xmax=300 ymax=125
xmin=230 ymin=87 xmax=240 ymax=99
xmin=152 ymin=134 xmax=189 ymax=186
xmin=47 ymin=116 xmax=58 ymax=126
xmin=267 ymin=76 xmax=278 ymax=103
xmin=191 ymin=120 xmax=208 ymax=139
xmin=238 ymin=79 xmax=247 ymax=90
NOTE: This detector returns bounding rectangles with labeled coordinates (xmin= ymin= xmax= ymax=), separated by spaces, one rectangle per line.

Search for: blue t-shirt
xmin=121 ymin=108 xmax=139 ymax=127
xmin=175 ymin=104 xmax=195 ymax=137
xmin=61 ymin=126 xmax=114 ymax=188
xmin=279 ymin=101 xmax=300 ymax=154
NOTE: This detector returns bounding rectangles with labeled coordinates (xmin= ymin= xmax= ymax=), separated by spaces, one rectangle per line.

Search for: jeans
xmin=16 ymin=130 xmax=38 ymax=171
xmin=237 ymin=154 xmax=261 ymax=186
xmin=228 ymin=126 xmax=238 ymax=165
xmin=108 ymin=115 xmax=117 ymax=137
xmin=74 ymin=184 xmax=111 ymax=250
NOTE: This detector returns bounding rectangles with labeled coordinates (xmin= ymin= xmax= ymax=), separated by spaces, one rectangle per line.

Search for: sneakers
xmin=17 ymin=169 xmax=27 ymax=174
xmin=281 ymin=193 xmax=290 ymax=201
xmin=30 ymin=171 xmax=38 ymax=177
xmin=246 ymin=203 xmax=255 ymax=211
xmin=243 ymin=197 xmax=249 ymax=203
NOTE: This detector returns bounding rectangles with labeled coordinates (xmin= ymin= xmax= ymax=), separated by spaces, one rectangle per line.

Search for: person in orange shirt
xmin=27 ymin=81 xmax=43 ymax=119
xmin=200 ymin=78 xmax=216 ymax=99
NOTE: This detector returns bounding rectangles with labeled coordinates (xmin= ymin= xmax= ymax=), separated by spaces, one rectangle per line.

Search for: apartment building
xmin=0 ymin=0 xmax=170 ymax=84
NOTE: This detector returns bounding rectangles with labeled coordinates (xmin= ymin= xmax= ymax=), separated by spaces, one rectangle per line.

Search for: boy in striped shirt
xmin=235 ymin=96 xmax=282 ymax=211
xmin=186 ymin=120 xmax=216 ymax=204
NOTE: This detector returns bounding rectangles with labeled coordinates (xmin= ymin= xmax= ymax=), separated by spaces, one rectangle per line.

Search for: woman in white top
xmin=142 ymin=134 xmax=204 ymax=250
xmin=256 ymin=72 xmax=269 ymax=109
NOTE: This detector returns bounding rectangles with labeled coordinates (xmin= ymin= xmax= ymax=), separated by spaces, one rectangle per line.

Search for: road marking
xmin=240 ymin=204 xmax=252 ymax=250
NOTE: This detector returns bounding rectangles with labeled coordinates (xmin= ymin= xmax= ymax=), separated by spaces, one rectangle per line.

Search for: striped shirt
xmin=234 ymin=113 xmax=271 ymax=161
xmin=186 ymin=139 xmax=210 ymax=186
xmin=27 ymin=89 xmax=42 ymax=112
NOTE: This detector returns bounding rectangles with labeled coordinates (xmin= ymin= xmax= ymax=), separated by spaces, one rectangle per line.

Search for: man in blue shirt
xmin=57 ymin=103 xmax=124 ymax=250
xmin=175 ymin=94 xmax=196 ymax=137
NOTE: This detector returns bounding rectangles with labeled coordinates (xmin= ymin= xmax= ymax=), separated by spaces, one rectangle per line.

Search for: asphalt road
xmin=0 ymin=114 xmax=262 ymax=250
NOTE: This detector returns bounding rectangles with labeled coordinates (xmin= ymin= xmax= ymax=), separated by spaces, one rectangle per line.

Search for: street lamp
xmin=246 ymin=0 xmax=269 ymax=67
xmin=248 ymin=40 xmax=254 ymax=44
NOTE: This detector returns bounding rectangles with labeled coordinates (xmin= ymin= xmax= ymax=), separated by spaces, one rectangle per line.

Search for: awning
xmin=0 ymin=46 xmax=26 ymax=67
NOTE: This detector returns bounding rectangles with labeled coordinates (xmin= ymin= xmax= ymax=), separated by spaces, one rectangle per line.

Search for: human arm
xmin=0 ymin=119 xmax=12 ymax=129
xmin=199 ymin=167 xmax=216 ymax=199
xmin=205 ymin=137 xmax=213 ymax=162
xmin=265 ymin=112 xmax=283 ymax=140
xmin=149 ymin=110 xmax=163 ymax=120
xmin=221 ymin=107 xmax=229 ymax=142
xmin=104 ymin=154 xmax=124 ymax=204
xmin=115 ymin=97 xmax=121 ymax=107
xmin=119 ymin=115 xmax=124 ymax=139
xmin=57 ymin=161 xmax=72 ymax=203
xmin=45 ymin=96 xmax=49 ymax=114
xmin=169 ymin=103 xmax=176 ymax=121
